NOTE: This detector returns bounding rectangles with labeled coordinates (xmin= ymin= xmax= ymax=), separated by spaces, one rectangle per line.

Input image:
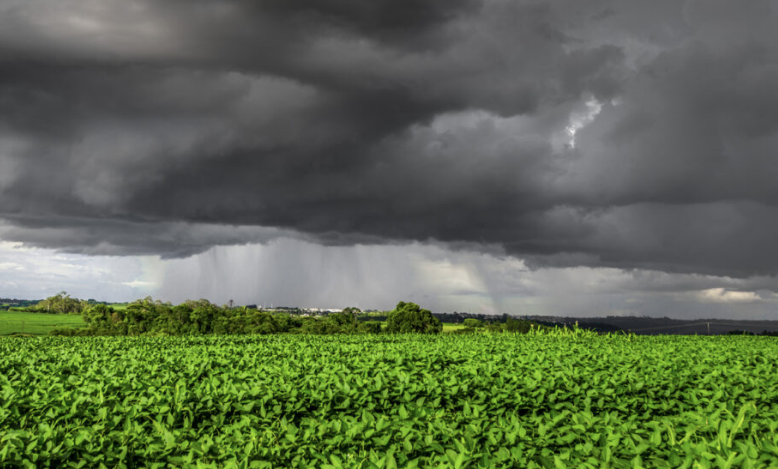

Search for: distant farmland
xmin=0 ymin=311 xmax=85 ymax=335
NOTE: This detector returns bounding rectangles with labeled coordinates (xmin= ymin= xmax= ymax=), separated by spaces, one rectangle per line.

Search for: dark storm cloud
xmin=1 ymin=0 xmax=778 ymax=278
xmin=0 ymin=216 xmax=308 ymax=258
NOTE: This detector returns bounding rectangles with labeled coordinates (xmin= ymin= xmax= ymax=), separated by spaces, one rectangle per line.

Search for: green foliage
xmin=324 ymin=309 xmax=360 ymax=333
xmin=33 ymin=291 xmax=88 ymax=314
xmin=2 ymin=335 xmax=778 ymax=467
xmin=485 ymin=323 xmax=503 ymax=333
xmin=503 ymin=318 xmax=534 ymax=333
xmin=72 ymin=300 xmax=379 ymax=337
xmin=341 ymin=306 xmax=362 ymax=317
xmin=48 ymin=326 xmax=90 ymax=337
xmin=463 ymin=318 xmax=483 ymax=329
xmin=358 ymin=320 xmax=383 ymax=334
xmin=385 ymin=301 xmax=442 ymax=334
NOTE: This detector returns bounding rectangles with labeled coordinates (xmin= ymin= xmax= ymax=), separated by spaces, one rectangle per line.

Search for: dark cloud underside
xmin=1 ymin=0 xmax=778 ymax=277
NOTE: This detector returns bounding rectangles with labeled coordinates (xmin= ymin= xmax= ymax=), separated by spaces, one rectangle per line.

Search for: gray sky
xmin=2 ymin=0 xmax=778 ymax=318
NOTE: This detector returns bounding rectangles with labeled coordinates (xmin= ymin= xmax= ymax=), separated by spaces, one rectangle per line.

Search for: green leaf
xmin=386 ymin=451 xmax=398 ymax=469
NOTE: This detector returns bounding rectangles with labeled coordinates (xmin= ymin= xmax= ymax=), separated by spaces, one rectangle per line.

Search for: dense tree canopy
xmin=385 ymin=302 xmax=442 ymax=334
xmin=67 ymin=300 xmax=387 ymax=337
xmin=463 ymin=318 xmax=483 ymax=329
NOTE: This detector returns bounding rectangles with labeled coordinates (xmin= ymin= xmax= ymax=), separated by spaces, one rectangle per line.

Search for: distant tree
xmin=486 ymin=323 xmax=503 ymax=333
xmin=244 ymin=311 xmax=281 ymax=335
xmin=123 ymin=297 xmax=172 ymax=334
xmin=463 ymin=318 xmax=483 ymax=329
xmin=341 ymin=306 xmax=361 ymax=320
xmin=385 ymin=302 xmax=442 ymax=334
xmin=326 ymin=308 xmax=360 ymax=333
xmin=358 ymin=321 xmax=382 ymax=334
xmin=36 ymin=291 xmax=87 ymax=314
xmin=504 ymin=318 xmax=533 ymax=334
xmin=82 ymin=304 xmax=114 ymax=326
xmin=302 ymin=317 xmax=344 ymax=335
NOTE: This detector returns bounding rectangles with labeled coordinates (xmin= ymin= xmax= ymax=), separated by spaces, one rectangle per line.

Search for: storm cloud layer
xmin=2 ymin=0 xmax=778 ymax=278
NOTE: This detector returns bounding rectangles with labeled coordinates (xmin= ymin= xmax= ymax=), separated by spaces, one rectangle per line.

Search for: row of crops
xmin=2 ymin=334 xmax=778 ymax=468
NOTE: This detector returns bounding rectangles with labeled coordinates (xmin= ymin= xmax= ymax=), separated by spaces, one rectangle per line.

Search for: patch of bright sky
xmin=426 ymin=100 xmax=608 ymax=154
xmin=566 ymin=98 xmax=603 ymax=148
xmin=0 ymin=241 xmax=156 ymax=301
xmin=697 ymin=288 xmax=760 ymax=303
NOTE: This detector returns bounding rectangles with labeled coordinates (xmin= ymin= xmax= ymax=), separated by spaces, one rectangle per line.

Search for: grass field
xmin=3 ymin=333 xmax=778 ymax=467
xmin=0 ymin=311 xmax=85 ymax=335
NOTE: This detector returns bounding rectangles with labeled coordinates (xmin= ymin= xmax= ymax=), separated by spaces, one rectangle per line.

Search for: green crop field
xmin=0 ymin=311 xmax=85 ymax=335
xmin=2 ymin=334 xmax=778 ymax=468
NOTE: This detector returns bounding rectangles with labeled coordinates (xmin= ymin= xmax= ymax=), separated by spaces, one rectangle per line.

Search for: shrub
xmin=358 ymin=321 xmax=382 ymax=334
xmin=463 ymin=318 xmax=483 ymax=329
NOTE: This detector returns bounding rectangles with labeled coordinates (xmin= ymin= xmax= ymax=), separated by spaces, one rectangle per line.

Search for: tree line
xmin=47 ymin=298 xmax=541 ymax=337
xmin=49 ymin=300 xmax=436 ymax=336
xmin=3 ymin=292 xmax=92 ymax=314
